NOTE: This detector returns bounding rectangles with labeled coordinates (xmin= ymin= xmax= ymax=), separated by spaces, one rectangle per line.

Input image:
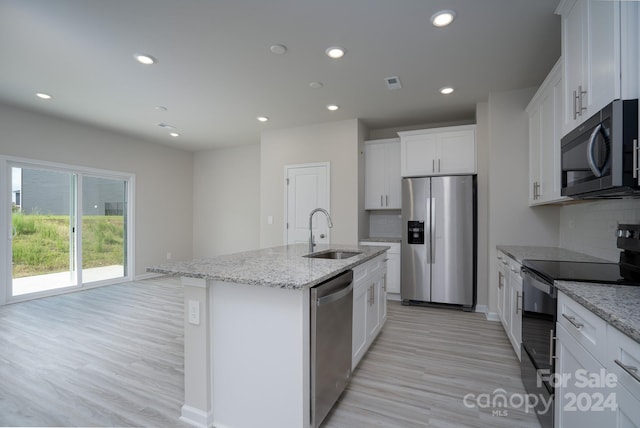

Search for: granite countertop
xmin=360 ymin=237 xmax=402 ymax=243
xmin=555 ymin=281 xmax=640 ymax=344
xmin=496 ymin=245 xmax=609 ymax=264
xmin=147 ymin=243 xmax=389 ymax=290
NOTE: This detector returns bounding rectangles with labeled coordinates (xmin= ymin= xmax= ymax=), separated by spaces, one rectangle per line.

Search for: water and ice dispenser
xmin=407 ymin=221 xmax=424 ymax=245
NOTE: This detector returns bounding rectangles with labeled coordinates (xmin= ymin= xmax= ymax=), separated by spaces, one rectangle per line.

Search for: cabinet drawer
xmin=558 ymin=292 xmax=607 ymax=363
xmin=607 ymin=325 xmax=640 ymax=401
xmin=496 ymin=250 xmax=511 ymax=268
xmin=366 ymin=255 xmax=384 ymax=276
xmin=352 ymin=264 xmax=368 ymax=287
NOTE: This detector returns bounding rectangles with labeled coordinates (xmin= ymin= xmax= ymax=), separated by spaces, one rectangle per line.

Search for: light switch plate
xmin=188 ymin=300 xmax=200 ymax=325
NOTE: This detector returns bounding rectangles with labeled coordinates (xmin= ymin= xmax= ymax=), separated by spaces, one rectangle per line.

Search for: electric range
xmin=519 ymin=224 xmax=640 ymax=428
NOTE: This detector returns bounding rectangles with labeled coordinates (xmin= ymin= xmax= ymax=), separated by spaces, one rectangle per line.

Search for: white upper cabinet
xmin=398 ymin=125 xmax=476 ymax=177
xmin=364 ymin=138 xmax=401 ymax=209
xmin=527 ymin=59 xmax=569 ymax=205
xmin=557 ymin=0 xmax=639 ymax=135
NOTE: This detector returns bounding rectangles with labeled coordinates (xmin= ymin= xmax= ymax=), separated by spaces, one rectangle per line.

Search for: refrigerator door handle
xmin=425 ymin=197 xmax=435 ymax=264
xmin=425 ymin=197 xmax=431 ymax=264
xmin=430 ymin=197 xmax=435 ymax=264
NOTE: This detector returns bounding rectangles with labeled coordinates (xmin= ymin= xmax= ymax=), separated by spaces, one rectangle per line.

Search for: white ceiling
xmin=0 ymin=0 xmax=560 ymax=152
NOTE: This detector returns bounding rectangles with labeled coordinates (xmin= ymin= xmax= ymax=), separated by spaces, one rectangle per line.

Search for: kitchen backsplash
xmin=368 ymin=211 xmax=402 ymax=238
xmin=558 ymin=199 xmax=640 ymax=261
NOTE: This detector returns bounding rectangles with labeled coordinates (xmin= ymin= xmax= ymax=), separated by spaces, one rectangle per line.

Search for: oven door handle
xmin=521 ymin=268 xmax=553 ymax=295
xmin=587 ymin=124 xmax=604 ymax=178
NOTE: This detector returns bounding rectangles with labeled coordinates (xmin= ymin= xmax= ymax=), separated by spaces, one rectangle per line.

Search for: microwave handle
xmin=587 ymin=124 xmax=604 ymax=178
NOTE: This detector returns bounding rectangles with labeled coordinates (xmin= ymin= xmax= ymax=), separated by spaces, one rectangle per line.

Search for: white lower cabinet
xmin=555 ymin=323 xmax=613 ymax=427
xmin=607 ymin=324 xmax=640 ymax=427
xmin=496 ymin=250 xmax=522 ymax=360
xmin=555 ymin=292 xmax=640 ymax=427
xmin=352 ymin=254 xmax=387 ymax=370
xmin=359 ymin=241 xmax=401 ymax=299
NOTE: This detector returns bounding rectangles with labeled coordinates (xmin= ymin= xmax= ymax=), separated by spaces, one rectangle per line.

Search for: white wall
xmin=0 ymin=102 xmax=193 ymax=278
xmin=559 ymin=199 xmax=640 ymax=261
xmin=486 ymin=88 xmax=560 ymax=314
xmin=260 ymin=119 xmax=361 ymax=248
xmin=193 ymin=144 xmax=260 ymax=257
xmin=357 ymin=120 xmax=370 ymax=241
xmin=476 ymin=102 xmax=490 ymax=310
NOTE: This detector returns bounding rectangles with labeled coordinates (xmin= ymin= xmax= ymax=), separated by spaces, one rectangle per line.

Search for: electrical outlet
xmin=188 ymin=300 xmax=200 ymax=325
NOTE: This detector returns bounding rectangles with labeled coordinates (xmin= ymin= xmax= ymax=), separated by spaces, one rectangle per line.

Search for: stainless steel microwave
xmin=561 ymin=99 xmax=639 ymax=198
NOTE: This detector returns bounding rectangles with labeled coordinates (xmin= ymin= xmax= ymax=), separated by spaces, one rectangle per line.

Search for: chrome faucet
xmin=308 ymin=208 xmax=333 ymax=253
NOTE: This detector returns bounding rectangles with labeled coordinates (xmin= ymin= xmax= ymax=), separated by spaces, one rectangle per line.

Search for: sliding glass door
xmin=7 ymin=161 xmax=132 ymax=301
xmin=11 ymin=167 xmax=78 ymax=296
xmin=82 ymin=176 xmax=127 ymax=284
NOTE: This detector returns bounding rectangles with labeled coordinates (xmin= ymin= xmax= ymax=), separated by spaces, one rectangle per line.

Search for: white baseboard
xmin=386 ymin=292 xmax=401 ymax=302
xmin=485 ymin=311 xmax=500 ymax=322
xmin=135 ymin=272 xmax=163 ymax=281
xmin=180 ymin=405 xmax=213 ymax=428
xmin=474 ymin=304 xmax=488 ymax=314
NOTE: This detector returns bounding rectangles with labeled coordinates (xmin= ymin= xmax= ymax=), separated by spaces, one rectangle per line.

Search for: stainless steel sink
xmin=304 ymin=250 xmax=362 ymax=260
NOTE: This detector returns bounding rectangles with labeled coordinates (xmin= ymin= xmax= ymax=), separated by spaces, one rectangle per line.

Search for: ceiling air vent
xmin=384 ymin=76 xmax=402 ymax=90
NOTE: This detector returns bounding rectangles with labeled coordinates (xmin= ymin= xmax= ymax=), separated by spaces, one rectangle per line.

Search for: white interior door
xmin=285 ymin=163 xmax=330 ymax=247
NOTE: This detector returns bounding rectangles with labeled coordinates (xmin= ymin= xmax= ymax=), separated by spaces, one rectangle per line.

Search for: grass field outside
xmin=12 ymin=213 xmax=124 ymax=278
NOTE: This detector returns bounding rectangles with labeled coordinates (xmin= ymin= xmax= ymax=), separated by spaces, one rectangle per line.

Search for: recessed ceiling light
xmin=36 ymin=92 xmax=52 ymax=100
xmin=431 ymin=10 xmax=456 ymax=27
xmin=325 ymin=47 xmax=345 ymax=59
xmin=440 ymin=86 xmax=455 ymax=95
xmin=269 ymin=44 xmax=287 ymax=55
xmin=133 ymin=53 xmax=157 ymax=65
xmin=257 ymin=116 xmax=269 ymax=122
xmin=155 ymin=106 xmax=168 ymax=111
xmin=169 ymin=132 xmax=180 ymax=137
xmin=326 ymin=104 xmax=339 ymax=111
xmin=309 ymin=81 xmax=324 ymax=89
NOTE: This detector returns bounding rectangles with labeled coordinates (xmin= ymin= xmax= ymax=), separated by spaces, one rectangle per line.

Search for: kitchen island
xmin=148 ymin=243 xmax=388 ymax=428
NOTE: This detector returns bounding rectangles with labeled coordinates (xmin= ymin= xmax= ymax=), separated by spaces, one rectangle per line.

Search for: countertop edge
xmin=555 ymin=281 xmax=640 ymax=344
xmin=147 ymin=245 xmax=389 ymax=290
xmin=496 ymin=245 xmax=609 ymax=264
xmin=359 ymin=237 xmax=402 ymax=243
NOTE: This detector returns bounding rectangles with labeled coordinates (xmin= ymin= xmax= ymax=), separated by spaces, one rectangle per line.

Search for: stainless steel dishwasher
xmin=310 ymin=270 xmax=353 ymax=428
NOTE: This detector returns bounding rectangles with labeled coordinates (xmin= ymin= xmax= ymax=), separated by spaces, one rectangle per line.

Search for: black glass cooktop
xmin=522 ymin=260 xmax=640 ymax=286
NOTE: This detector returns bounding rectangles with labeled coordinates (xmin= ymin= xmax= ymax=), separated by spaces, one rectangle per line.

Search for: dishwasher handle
xmin=317 ymin=283 xmax=353 ymax=306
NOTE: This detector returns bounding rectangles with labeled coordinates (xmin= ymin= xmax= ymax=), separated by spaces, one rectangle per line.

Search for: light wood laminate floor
xmin=0 ymin=278 xmax=541 ymax=427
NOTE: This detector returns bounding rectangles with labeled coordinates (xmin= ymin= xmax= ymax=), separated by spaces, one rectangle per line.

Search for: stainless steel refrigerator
xmin=401 ymin=175 xmax=476 ymax=311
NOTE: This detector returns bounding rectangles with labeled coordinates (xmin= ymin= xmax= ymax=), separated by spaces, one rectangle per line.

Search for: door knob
xmin=319 ymin=234 xmax=325 ymax=239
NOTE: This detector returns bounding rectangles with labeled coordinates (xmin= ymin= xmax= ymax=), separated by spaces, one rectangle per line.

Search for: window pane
xmin=11 ymin=167 xmax=77 ymax=296
xmin=82 ymin=176 xmax=127 ymax=283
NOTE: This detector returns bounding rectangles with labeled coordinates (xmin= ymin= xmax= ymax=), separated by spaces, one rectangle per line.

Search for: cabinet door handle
xmin=573 ymin=89 xmax=579 ymax=120
xmin=437 ymin=158 xmax=441 ymax=172
xmin=549 ymin=330 xmax=558 ymax=365
xmin=385 ymin=195 xmax=388 ymax=206
xmin=562 ymin=313 xmax=584 ymax=329
xmin=578 ymin=85 xmax=587 ymax=115
xmin=515 ymin=291 xmax=522 ymax=314
xmin=380 ymin=195 xmax=383 ymax=207
xmin=432 ymin=159 xmax=435 ymax=173
xmin=615 ymin=359 xmax=640 ymax=384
